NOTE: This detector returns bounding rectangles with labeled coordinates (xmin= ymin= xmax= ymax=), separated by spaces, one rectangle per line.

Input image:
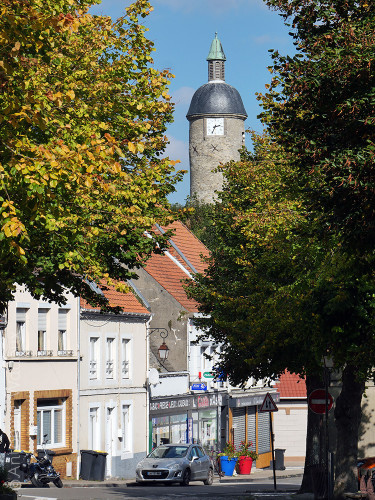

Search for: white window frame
xmin=105 ymin=336 xmax=115 ymax=380
xmin=58 ymin=308 xmax=68 ymax=353
xmin=37 ymin=308 xmax=48 ymax=355
xmin=121 ymin=336 xmax=131 ymax=380
xmin=121 ymin=400 xmax=133 ymax=459
xmin=88 ymin=404 xmax=101 ymax=450
xmin=16 ymin=307 xmax=28 ymax=354
xmin=89 ymin=336 xmax=100 ymax=380
xmin=37 ymin=399 xmax=66 ymax=449
xmin=16 ymin=320 xmax=26 ymax=354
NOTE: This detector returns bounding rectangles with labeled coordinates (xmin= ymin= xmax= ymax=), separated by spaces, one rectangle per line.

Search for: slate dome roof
xmin=186 ymin=82 xmax=247 ymax=119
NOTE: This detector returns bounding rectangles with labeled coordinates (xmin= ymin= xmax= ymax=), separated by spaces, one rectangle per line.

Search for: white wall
xmin=274 ymin=402 xmax=307 ymax=458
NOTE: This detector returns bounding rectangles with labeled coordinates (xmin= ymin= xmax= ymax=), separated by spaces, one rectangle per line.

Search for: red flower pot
xmin=238 ymin=456 xmax=253 ymax=475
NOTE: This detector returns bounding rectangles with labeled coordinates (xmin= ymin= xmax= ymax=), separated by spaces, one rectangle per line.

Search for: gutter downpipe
xmin=76 ymin=295 xmax=81 ymax=479
xmin=146 ymin=315 xmax=152 ymax=454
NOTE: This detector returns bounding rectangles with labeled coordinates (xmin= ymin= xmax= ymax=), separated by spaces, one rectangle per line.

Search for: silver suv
xmin=136 ymin=443 xmax=214 ymax=486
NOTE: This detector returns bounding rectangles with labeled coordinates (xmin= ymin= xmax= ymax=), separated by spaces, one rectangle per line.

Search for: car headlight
xmin=167 ymin=463 xmax=181 ymax=471
xmin=136 ymin=462 xmax=143 ymax=469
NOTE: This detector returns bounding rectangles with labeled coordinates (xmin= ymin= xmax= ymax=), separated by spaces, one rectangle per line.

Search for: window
xmin=58 ymin=309 xmax=68 ymax=354
xmin=121 ymin=338 xmax=130 ymax=379
xmin=106 ymin=338 xmax=114 ymax=379
xmin=16 ymin=308 xmax=27 ymax=354
xmin=121 ymin=404 xmax=131 ymax=453
xmin=37 ymin=398 xmax=65 ymax=448
xmin=201 ymin=345 xmax=213 ymax=373
xmin=37 ymin=308 xmax=48 ymax=355
xmin=89 ymin=407 xmax=100 ymax=450
xmin=89 ymin=337 xmax=99 ymax=379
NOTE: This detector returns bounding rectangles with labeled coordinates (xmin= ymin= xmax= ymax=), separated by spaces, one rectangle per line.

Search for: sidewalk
xmin=39 ymin=461 xmax=305 ymax=489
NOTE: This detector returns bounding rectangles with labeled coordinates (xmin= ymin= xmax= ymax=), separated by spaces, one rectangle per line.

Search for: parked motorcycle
xmin=19 ymin=440 xmax=63 ymax=488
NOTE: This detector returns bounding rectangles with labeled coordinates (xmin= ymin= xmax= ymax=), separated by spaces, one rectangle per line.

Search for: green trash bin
xmin=80 ymin=450 xmax=97 ymax=480
xmin=91 ymin=451 xmax=107 ymax=481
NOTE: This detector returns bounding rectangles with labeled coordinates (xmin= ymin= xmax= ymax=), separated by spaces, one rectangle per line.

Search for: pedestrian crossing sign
xmin=259 ymin=392 xmax=278 ymax=412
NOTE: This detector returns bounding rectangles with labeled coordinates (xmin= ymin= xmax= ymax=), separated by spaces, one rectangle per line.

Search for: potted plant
xmin=0 ymin=465 xmax=17 ymax=499
xmin=236 ymin=441 xmax=258 ymax=475
xmin=218 ymin=442 xmax=238 ymax=476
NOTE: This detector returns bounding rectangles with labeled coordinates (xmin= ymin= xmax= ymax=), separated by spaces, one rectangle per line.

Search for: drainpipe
xmin=146 ymin=316 xmax=152 ymax=454
xmin=76 ymin=296 xmax=81 ymax=479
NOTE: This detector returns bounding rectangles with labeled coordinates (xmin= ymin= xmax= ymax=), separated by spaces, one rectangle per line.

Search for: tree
xmin=256 ymin=1 xmax=375 ymax=495
xmin=186 ymin=133 xmax=375 ymax=496
xmin=0 ymin=0 xmax=183 ymax=310
xmin=259 ymin=0 xmax=375 ymax=250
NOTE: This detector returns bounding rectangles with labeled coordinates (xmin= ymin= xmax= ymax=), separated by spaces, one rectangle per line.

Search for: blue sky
xmin=90 ymin=0 xmax=295 ymax=204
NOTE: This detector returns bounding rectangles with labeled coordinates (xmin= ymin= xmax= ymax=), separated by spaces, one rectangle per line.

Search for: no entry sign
xmin=308 ymin=388 xmax=334 ymax=414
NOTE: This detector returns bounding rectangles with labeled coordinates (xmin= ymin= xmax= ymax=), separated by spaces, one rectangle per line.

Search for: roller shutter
xmin=232 ymin=408 xmax=246 ymax=448
xmin=247 ymin=406 xmax=256 ymax=449
xmin=257 ymin=409 xmax=271 ymax=454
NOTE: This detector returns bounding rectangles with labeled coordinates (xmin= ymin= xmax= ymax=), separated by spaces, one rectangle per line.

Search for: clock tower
xmin=186 ymin=33 xmax=247 ymax=203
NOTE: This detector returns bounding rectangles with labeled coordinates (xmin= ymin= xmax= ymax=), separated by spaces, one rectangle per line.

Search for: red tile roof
xmin=145 ymin=221 xmax=210 ymax=312
xmin=160 ymin=220 xmax=210 ymax=274
xmin=275 ymin=371 xmax=307 ymax=399
xmin=80 ymin=283 xmax=150 ymax=316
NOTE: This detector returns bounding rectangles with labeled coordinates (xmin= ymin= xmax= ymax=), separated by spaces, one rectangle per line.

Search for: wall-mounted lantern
xmin=147 ymin=327 xmax=169 ymax=360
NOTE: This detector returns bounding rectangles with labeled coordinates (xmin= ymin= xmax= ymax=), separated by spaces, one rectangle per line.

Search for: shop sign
xmin=203 ymin=371 xmax=215 ymax=379
xmin=150 ymin=397 xmax=193 ymax=412
xmin=191 ymin=383 xmax=207 ymax=391
xmin=197 ymin=394 xmax=219 ymax=408
xmin=197 ymin=395 xmax=210 ymax=408
xmin=230 ymin=391 xmax=280 ymax=408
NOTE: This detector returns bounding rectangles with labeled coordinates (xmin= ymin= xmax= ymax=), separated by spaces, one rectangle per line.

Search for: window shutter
xmin=16 ymin=308 xmax=27 ymax=322
xmin=38 ymin=309 xmax=48 ymax=331
xmin=257 ymin=410 xmax=271 ymax=454
xmin=232 ymin=407 xmax=246 ymax=448
xmin=247 ymin=406 xmax=256 ymax=448
xmin=58 ymin=309 xmax=67 ymax=330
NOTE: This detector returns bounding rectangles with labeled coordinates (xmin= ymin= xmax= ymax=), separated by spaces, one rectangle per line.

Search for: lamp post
xmin=323 ymin=356 xmax=334 ymax=500
xmin=147 ymin=327 xmax=170 ymax=361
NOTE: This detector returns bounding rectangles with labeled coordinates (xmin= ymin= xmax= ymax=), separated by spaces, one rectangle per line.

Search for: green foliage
xmin=218 ymin=442 xmax=237 ymax=460
xmin=237 ymin=441 xmax=258 ymax=460
xmin=259 ymin=0 xmax=375 ymax=251
xmin=186 ymin=133 xmax=375 ymax=385
xmin=0 ymin=0 xmax=183 ymax=310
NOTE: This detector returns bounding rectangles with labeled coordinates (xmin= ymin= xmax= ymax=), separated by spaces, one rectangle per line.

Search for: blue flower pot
xmin=220 ymin=456 xmax=238 ymax=476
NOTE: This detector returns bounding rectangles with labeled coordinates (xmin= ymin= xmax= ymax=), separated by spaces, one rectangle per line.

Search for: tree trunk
xmin=299 ymin=373 xmax=325 ymax=494
xmin=333 ymin=365 xmax=365 ymax=499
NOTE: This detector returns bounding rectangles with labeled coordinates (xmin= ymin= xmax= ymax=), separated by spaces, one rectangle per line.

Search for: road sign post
xmin=259 ymin=393 xmax=278 ymax=491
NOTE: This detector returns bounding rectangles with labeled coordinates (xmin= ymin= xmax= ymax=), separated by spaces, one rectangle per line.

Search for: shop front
xmin=150 ymin=393 xmax=225 ymax=452
xmin=229 ymin=391 xmax=280 ymax=468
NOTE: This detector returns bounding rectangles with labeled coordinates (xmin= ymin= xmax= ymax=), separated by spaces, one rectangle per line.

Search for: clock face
xmin=206 ymin=118 xmax=224 ymax=136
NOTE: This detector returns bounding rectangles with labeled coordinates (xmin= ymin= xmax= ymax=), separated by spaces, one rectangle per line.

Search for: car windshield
xmin=148 ymin=446 xmax=188 ymax=459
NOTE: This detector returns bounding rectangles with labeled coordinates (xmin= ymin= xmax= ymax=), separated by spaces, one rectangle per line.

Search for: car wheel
xmin=181 ymin=468 xmax=191 ymax=486
xmin=203 ymin=467 xmax=214 ymax=485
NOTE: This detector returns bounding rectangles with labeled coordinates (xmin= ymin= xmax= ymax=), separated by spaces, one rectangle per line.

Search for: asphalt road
xmin=15 ymin=477 xmax=302 ymax=500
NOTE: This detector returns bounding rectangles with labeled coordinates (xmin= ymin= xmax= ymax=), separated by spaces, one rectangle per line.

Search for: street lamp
xmin=323 ymin=355 xmax=334 ymax=500
xmin=147 ymin=328 xmax=170 ymax=360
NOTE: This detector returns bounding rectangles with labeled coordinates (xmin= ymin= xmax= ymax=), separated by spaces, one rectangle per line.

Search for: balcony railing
xmin=37 ymin=350 xmax=53 ymax=357
xmin=15 ymin=350 xmax=32 ymax=357
xmin=57 ymin=350 xmax=73 ymax=357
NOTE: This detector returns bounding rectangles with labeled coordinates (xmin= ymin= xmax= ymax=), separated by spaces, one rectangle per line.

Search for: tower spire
xmin=207 ymin=33 xmax=226 ymax=82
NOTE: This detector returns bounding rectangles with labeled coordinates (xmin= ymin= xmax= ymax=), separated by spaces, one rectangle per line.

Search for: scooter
xmin=19 ymin=437 xmax=63 ymax=488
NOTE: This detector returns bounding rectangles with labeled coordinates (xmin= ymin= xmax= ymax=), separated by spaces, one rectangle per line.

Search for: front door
xmin=14 ymin=403 xmax=21 ymax=450
xmin=105 ymin=407 xmax=115 ymax=477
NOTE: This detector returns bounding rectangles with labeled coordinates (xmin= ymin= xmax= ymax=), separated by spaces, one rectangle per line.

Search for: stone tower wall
xmin=189 ymin=115 xmax=245 ymax=203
